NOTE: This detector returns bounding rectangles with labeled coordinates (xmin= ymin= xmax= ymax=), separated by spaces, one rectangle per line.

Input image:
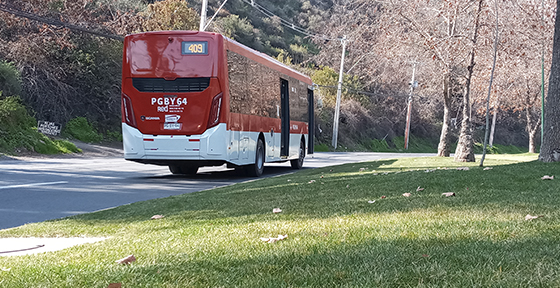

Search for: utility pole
xmin=199 ymin=0 xmax=208 ymax=31
xmin=332 ymin=36 xmax=348 ymax=149
xmin=404 ymin=62 xmax=418 ymax=150
xmin=540 ymin=0 xmax=545 ymax=146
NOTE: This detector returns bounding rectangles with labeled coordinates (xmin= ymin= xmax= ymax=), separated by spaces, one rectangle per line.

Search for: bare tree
xmin=539 ymin=0 xmax=560 ymax=162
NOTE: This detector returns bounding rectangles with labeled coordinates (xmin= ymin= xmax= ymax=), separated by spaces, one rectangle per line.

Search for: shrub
xmin=105 ymin=130 xmax=123 ymax=142
xmin=0 ymin=95 xmax=79 ymax=154
xmin=369 ymin=138 xmax=392 ymax=152
xmin=62 ymin=117 xmax=103 ymax=143
xmin=314 ymin=143 xmax=330 ymax=152
xmin=392 ymin=136 xmax=438 ymax=153
xmin=0 ymin=61 xmax=22 ymax=97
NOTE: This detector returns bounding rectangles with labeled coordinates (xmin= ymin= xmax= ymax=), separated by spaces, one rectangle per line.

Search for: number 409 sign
xmin=182 ymin=41 xmax=208 ymax=55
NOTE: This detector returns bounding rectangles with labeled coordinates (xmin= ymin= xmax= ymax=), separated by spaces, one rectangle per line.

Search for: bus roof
xmin=126 ymin=30 xmax=313 ymax=85
xmin=222 ymin=35 xmax=313 ymax=86
xmin=125 ymin=31 xmax=313 ymax=86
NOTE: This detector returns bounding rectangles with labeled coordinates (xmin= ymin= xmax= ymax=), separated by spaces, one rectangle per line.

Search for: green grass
xmin=2 ymin=154 xmax=560 ymax=287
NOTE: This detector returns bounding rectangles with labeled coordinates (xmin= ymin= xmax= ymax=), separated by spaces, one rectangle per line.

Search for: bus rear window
xmin=132 ymin=78 xmax=210 ymax=93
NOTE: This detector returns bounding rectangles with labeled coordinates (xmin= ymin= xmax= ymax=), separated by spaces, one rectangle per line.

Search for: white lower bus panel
xmin=122 ymin=123 xmax=307 ymax=167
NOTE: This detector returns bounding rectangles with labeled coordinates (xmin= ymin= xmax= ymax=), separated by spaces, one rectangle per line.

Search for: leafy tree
xmin=0 ymin=61 xmax=21 ymax=98
xmin=140 ymin=0 xmax=199 ymax=31
xmin=217 ymin=15 xmax=265 ymax=52
xmin=311 ymin=66 xmax=365 ymax=107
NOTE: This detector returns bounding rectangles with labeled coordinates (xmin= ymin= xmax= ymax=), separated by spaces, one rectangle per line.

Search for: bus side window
xmin=228 ymin=51 xmax=247 ymax=114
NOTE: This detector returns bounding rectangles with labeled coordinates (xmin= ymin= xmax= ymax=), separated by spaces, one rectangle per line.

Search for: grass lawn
xmin=1 ymin=154 xmax=560 ymax=287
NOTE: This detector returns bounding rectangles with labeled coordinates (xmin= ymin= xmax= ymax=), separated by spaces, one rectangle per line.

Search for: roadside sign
xmin=37 ymin=121 xmax=62 ymax=136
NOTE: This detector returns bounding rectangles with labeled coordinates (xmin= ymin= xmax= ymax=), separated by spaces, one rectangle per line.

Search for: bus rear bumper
xmin=122 ymin=123 xmax=228 ymax=164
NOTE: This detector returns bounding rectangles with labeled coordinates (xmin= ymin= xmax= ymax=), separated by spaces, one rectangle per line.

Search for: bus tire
xmin=290 ymin=140 xmax=305 ymax=169
xmin=181 ymin=165 xmax=199 ymax=175
xmin=169 ymin=165 xmax=182 ymax=175
xmin=246 ymin=138 xmax=265 ymax=177
xmin=169 ymin=164 xmax=198 ymax=175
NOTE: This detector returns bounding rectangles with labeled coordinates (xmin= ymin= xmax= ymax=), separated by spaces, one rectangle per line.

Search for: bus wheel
xmin=181 ymin=165 xmax=199 ymax=175
xmin=246 ymin=138 xmax=265 ymax=177
xmin=291 ymin=140 xmax=305 ymax=169
xmin=169 ymin=165 xmax=182 ymax=175
xmin=169 ymin=165 xmax=198 ymax=175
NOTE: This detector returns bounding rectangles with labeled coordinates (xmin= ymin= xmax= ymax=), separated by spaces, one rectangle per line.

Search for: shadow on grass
xmin=76 ymin=235 xmax=560 ymax=287
xmin=30 ymin=158 xmax=560 ymax=229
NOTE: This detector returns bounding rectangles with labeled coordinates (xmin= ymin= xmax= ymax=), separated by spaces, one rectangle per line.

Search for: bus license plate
xmin=163 ymin=123 xmax=181 ymax=130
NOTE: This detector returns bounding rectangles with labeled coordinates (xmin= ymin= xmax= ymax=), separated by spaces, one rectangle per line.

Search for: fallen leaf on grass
xmin=368 ymin=200 xmax=376 ymax=204
xmin=260 ymin=234 xmax=288 ymax=243
xmin=308 ymin=180 xmax=316 ymax=183
xmin=525 ymin=214 xmax=544 ymax=221
xmin=457 ymin=167 xmax=470 ymax=171
xmin=422 ymin=254 xmax=429 ymax=258
xmin=381 ymin=195 xmax=386 ymax=199
xmin=483 ymin=167 xmax=493 ymax=170
xmin=541 ymin=175 xmax=554 ymax=180
xmin=272 ymin=208 xmax=282 ymax=213
xmin=150 ymin=215 xmax=164 ymax=220
xmin=442 ymin=192 xmax=455 ymax=197
xmin=108 ymin=283 xmax=122 ymax=288
xmin=115 ymin=254 xmax=136 ymax=265
xmin=416 ymin=186 xmax=424 ymax=192
xmin=402 ymin=193 xmax=411 ymax=197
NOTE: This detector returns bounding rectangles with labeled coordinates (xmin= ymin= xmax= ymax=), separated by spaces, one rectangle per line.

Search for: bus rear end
xmin=121 ymin=31 xmax=227 ymax=172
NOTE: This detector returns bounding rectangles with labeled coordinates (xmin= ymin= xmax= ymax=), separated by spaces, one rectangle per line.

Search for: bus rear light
xmin=122 ymin=93 xmax=137 ymax=128
xmin=207 ymin=92 xmax=223 ymax=128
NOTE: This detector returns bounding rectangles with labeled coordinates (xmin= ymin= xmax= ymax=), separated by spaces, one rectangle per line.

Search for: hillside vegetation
xmin=0 ymin=0 xmax=553 ymax=154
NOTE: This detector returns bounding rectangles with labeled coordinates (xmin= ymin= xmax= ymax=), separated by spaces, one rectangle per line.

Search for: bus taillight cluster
xmin=207 ymin=93 xmax=223 ymax=128
xmin=122 ymin=93 xmax=137 ymax=128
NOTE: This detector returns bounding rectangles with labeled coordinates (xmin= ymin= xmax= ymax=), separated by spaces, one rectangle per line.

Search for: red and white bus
xmin=121 ymin=30 xmax=314 ymax=176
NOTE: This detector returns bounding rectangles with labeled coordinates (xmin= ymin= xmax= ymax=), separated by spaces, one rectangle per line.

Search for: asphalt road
xmin=0 ymin=152 xmax=434 ymax=230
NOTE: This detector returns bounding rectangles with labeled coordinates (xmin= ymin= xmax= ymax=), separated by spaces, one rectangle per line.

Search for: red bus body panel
xmin=122 ymin=31 xmax=228 ymax=136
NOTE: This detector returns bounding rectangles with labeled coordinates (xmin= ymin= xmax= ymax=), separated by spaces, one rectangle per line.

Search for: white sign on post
xmin=37 ymin=121 xmax=62 ymax=136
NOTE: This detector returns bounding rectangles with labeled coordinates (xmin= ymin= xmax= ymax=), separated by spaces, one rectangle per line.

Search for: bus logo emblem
xmin=165 ymin=115 xmax=181 ymax=123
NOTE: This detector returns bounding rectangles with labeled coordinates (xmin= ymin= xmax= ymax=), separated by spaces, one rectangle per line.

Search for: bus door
xmin=308 ymin=88 xmax=314 ymax=155
xmin=280 ymin=79 xmax=290 ymax=158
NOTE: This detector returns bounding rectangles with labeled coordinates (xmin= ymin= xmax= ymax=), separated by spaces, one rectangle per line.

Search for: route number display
xmin=182 ymin=41 xmax=208 ymax=55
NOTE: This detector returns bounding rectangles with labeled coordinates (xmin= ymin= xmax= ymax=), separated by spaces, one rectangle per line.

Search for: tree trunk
xmin=526 ymin=104 xmax=540 ymax=154
xmin=454 ymin=0 xmax=483 ymax=162
xmin=489 ymin=108 xmax=497 ymax=147
xmin=437 ymin=73 xmax=451 ymax=157
xmin=539 ymin=0 xmax=560 ymax=162
xmin=529 ymin=129 xmax=537 ymax=153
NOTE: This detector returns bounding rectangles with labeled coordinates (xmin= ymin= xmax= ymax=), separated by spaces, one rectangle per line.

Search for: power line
xmin=238 ymin=0 xmax=340 ymax=41
xmin=316 ymin=84 xmax=408 ymax=98
xmin=0 ymin=3 xmax=124 ymax=41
